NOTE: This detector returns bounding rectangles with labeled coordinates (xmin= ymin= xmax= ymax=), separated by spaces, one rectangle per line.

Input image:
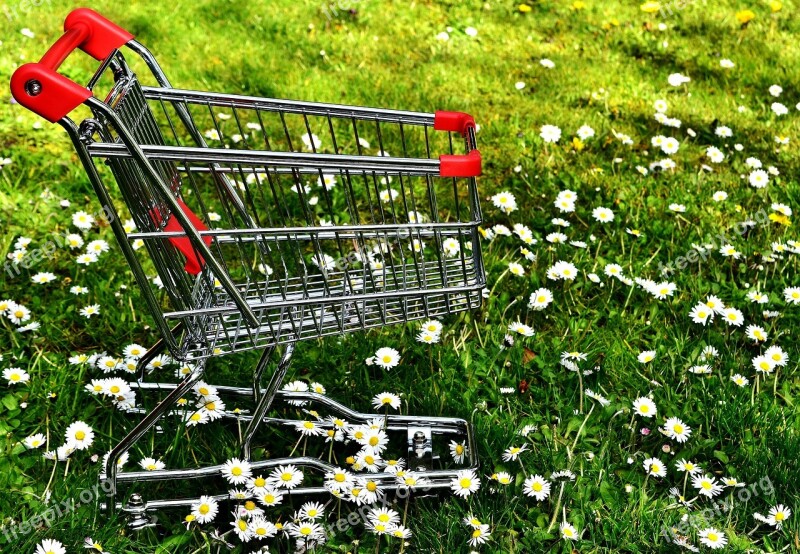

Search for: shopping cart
xmin=12 ymin=8 xmax=484 ymax=528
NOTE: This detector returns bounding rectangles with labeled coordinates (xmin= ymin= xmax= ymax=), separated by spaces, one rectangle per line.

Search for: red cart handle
xmin=10 ymin=8 xmax=133 ymax=122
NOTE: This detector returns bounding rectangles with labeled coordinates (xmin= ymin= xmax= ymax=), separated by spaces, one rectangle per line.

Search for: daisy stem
xmin=682 ymin=471 xmax=688 ymax=499
xmin=577 ymin=369 xmax=584 ymax=414
xmin=546 ymin=482 xmax=566 ymax=533
xmin=569 ymin=403 xmax=595 ymax=456
xmin=375 ymin=534 xmax=380 ymax=554
xmin=63 ymin=457 xmax=71 ymax=479
xmin=289 ymin=434 xmax=303 ymax=457
xmin=628 ymin=412 xmax=637 ymax=449
xmin=42 ymin=458 xmax=58 ymax=500
xmin=639 ymin=473 xmax=650 ymax=515
xmin=773 ymin=367 xmax=779 ymax=397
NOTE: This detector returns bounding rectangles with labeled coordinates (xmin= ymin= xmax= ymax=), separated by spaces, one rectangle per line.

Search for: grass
xmin=1 ymin=0 xmax=800 ymax=552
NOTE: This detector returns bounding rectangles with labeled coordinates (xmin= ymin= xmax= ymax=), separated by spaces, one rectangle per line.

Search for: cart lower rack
xmin=11 ymin=8 xmax=485 ymax=536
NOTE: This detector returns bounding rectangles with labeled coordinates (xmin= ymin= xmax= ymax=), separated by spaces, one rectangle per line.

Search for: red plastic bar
xmin=440 ymin=149 xmax=482 ymax=178
xmin=157 ymin=199 xmax=213 ymax=275
xmin=434 ymin=110 xmax=476 ymax=136
xmin=10 ymin=8 xmax=133 ymax=122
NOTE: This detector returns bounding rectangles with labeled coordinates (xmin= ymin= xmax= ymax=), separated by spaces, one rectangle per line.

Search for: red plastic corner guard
xmin=155 ymin=199 xmax=213 ymax=275
xmin=434 ymin=110 xmax=476 ymax=136
xmin=10 ymin=64 xmax=92 ymax=123
xmin=440 ymin=149 xmax=482 ymax=178
xmin=10 ymin=8 xmax=133 ymax=122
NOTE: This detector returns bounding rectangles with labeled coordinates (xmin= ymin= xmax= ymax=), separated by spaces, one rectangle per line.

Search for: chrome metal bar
xmin=162 ymin=282 xmax=483 ymax=320
xmin=101 ymin=364 xmax=207 ymax=515
xmin=140 ymin=86 xmax=436 ymax=125
xmin=127 ymin=221 xmax=473 ymax=239
xmin=241 ymin=342 xmax=294 ymax=459
xmin=86 ymin=98 xmax=260 ymax=329
xmin=86 ymin=143 xmax=441 ymax=174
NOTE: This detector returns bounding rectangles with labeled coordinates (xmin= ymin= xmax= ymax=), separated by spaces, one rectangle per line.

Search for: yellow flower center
xmin=198 ymin=504 xmax=210 ymax=515
xmin=366 ymin=482 xmax=377 ymax=492
xmin=75 ymin=431 xmax=86 ymax=440
xmin=532 ymin=482 xmax=543 ymax=492
xmin=369 ymin=437 xmax=379 ymax=446
xmin=460 ymin=478 xmax=472 ymax=488
xmin=335 ymin=474 xmax=345 ymax=482
xmin=244 ymin=501 xmax=255 ymax=510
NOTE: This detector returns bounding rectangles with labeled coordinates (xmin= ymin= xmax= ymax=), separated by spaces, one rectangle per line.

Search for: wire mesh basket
xmin=12 ymin=9 xmax=484 ymax=361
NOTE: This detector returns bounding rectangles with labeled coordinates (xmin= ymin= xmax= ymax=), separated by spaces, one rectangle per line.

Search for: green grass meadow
xmin=1 ymin=0 xmax=800 ymax=552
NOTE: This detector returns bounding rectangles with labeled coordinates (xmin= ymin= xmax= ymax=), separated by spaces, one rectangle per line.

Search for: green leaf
xmin=1 ymin=394 xmax=18 ymax=411
xmin=713 ymin=450 xmax=729 ymax=464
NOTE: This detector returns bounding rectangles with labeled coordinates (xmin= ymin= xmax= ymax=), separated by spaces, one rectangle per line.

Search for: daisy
xmin=675 ymin=459 xmax=701 ymax=474
xmin=72 ymin=211 xmax=95 ymax=229
xmin=764 ymin=345 xmax=788 ymax=366
xmin=24 ymin=433 xmax=46 ymax=449
xmin=692 ymin=474 xmax=723 ymax=498
xmin=529 ymin=288 xmax=553 ymax=310
xmin=712 ymin=190 xmax=728 ymax=202
xmin=369 ymin=507 xmax=400 ymax=527
xmin=300 ymin=132 xmax=322 ymax=150
xmin=450 ymin=469 xmax=480 ymax=497
xmin=191 ymin=495 xmax=219 ymax=524
xmin=638 ymin=350 xmax=656 ymax=363
xmin=31 ymin=272 xmax=57 ymax=284
xmin=221 ymin=458 xmax=252 ymax=485
xmin=719 ymin=244 xmax=740 ymax=259
xmin=576 ymin=125 xmax=595 ymax=140
xmin=643 ymin=457 xmax=667 ymax=477
xmin=654 ymin=99 xmax=668 ymax=113
xmin=298 ymin=501 xmax=325 ymax=521
xmin=450 ymin=440 xmax=467 ymax=463
xmin=372 ymin=392 xmax=401 ymax=410
xmin=722 ymin=307 xmax=744 ymax=326
xmin=502 ymin=444 xmax=529 ymax=461
xmin=592 ymin=207 xmax=614 ymax=223
xmin=3 ymin=367 xmax=29 ymax=385
xmin=420 ymin=319 xmax=443 ymax=335
xmin=269 ymin=464 xmax=304 ymax=489
xmin=35 ymin=539 xmax=66 ymax=554
xmin=540 ymin=124 xmax=561 ymax=143
xmin=373 ymin=347 xmax=400 ymax=370
xmin=325 ymin=468 xmax=355 ymax=492
xmin=494 ymin=471 xmax=513 ymax=485
xmin=231 ymin=514 xmax=253 ymax=542
xmin=720 ymin=59 xmax=735 ymax=68
xmin=705 ymin=146 xmax=724 ymax=163
xmin=468 ymin=524 xmax=491 ymax=546
xmin=767 ymin=504 xmax=791 ymax=528
xmin=730 ymin=373 xmax=749 ymax=387
xmin=508 ymin=262 xmax=525 ymax=277
xmin=633 ymin=397 xmax=657 ymax=418
xmin=508 ymin=321 xmax=534 ymax=336
xmin=257 ymin=487 xmax=284 ymax=507
xmin=417 ymin=330 xmax=441 ymax=345
xmin=752 ymin=355 xmax=775 ymax=374
xmin=698 ymin=527 xmax=727 ymax=549
xmin=783 ymin=287 xmax=800 ymax=304
xmin=745 ymin=325 xmax=768 ymax=342
xmin=560 ymin=522 xmax=579 ymax=541
xmin=491 ymin=191 xmax=518 ymax=214
xmin=79 ymin=304 xmax=100 ymax=318
xmin=65 ymin=421 xmax=94 ymax=450
xmin=667 ymin=73 xmax=690 ymax=86
xmin=140 ymin=457 xmax=165 ymax=471
xmin=749 ymin=169 xmax=769 ymax=188
xmin=523 ymin=474 xmax=551 ymax=500
xmin=771 ymin=102 xmax=788 ymax=116
xmin=293 ymin=419 xmax=326 ymax=437
xmin=663 ymin=417 xmax=692 ymax=442
xmin=6 ymin=303 xmax=31 ymax=324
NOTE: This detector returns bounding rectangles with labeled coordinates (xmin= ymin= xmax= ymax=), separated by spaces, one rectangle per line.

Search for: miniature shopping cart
xmin=12 ymin=8 xmax=484 ymax=526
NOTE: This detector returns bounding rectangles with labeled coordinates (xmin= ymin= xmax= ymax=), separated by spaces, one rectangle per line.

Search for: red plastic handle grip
xmin=440 ymin=149 xmax=482 ymax=178
xmin=9 ymin=8 xmax=133 ymax=122
xmin=434 ymin=111 xmax=476 ymax=137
